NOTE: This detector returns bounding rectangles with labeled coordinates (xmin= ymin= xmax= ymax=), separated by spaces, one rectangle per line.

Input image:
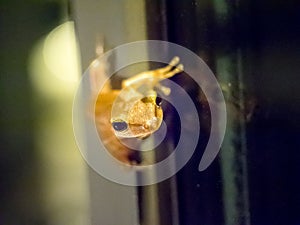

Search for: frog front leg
xmin=152 ymin=56 xmax=184 ymax=79
xmin=121 ymin=56 xmax=184 ymax=89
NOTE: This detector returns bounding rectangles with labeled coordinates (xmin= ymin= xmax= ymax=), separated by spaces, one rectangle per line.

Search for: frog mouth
xmin=111 ymin=117 xmax=163 ymax=139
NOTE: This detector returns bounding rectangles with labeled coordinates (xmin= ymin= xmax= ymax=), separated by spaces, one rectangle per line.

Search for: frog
xmin=110 ymin=56 xmax=183 ymax=139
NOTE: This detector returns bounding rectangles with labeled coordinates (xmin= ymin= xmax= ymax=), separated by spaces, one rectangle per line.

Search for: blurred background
xmin=0 ymin=0 xmax=89 ymax=225
xmin=1 ymin=0 xmax=300 ymax=225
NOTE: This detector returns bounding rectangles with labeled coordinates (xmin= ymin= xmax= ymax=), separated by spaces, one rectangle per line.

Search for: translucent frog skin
xmin=111 ymin=57 xmax=183 ymax=139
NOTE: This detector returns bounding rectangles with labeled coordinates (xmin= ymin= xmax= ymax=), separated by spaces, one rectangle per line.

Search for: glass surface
xmin=3 ymin=0 xmax=297 ymax=225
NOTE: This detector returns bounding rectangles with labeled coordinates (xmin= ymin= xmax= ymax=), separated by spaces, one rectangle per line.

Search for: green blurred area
xmin=0 ymin=1 xmax=89 ymax=224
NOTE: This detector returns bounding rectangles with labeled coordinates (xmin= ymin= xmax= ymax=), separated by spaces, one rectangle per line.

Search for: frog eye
xmin=112 ymin=120 xmax=128 ymax=132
